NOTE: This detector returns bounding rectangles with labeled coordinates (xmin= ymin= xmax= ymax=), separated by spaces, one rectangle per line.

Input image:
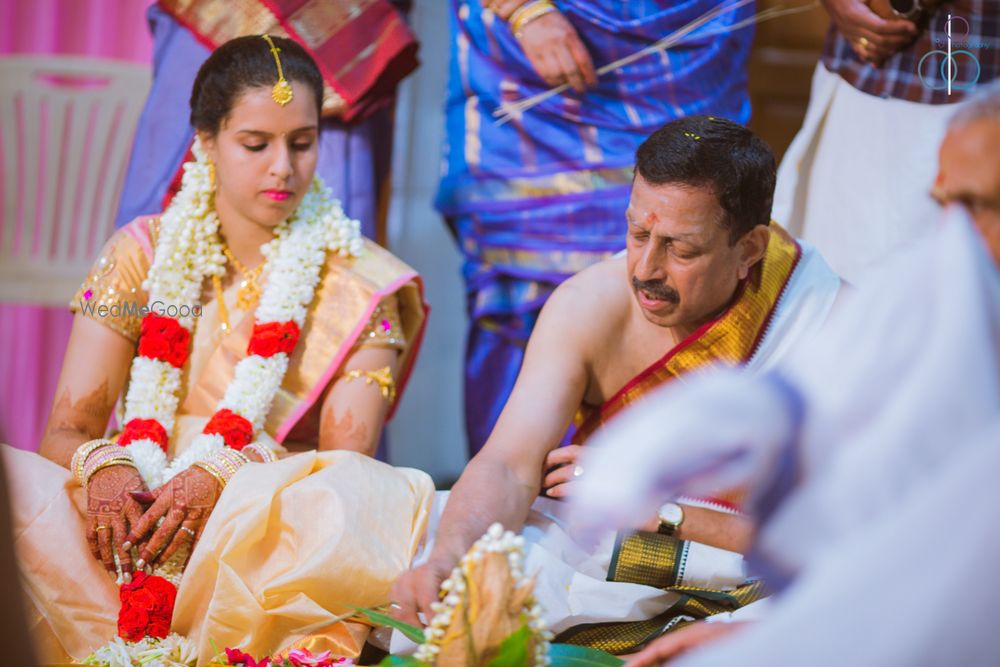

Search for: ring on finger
xmin=857 ymin=36 xmax=870 ymax=48
xmin=179 ymin=526 xmax=196 ymax=538
xmin=572 ymin=465 xmax=585 ymax=478
xmin=95 ymin=525 xmax=110 ymax=532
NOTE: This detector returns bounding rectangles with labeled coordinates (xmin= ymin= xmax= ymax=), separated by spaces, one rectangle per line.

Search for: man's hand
xmin=821 ymin=0 xmax=918 ymax=64
xmin=542 ymin=444 xmax=584 ymax=498
xmin=125 ymin=465 xmax=222 ymax=570
xmin=516 ymin=11 xmax=597 ymax=92
xmin=86 ymin=464 xmax=148 ymax=580
xmin=390 ymin=558 xmax=456 ymax=627
xmin=624 ymin=621 xmax=748 ymax=666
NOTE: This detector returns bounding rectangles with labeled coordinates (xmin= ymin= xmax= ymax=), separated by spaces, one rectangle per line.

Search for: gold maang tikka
xmin=261 ymin=34 xmax=293 ymax=106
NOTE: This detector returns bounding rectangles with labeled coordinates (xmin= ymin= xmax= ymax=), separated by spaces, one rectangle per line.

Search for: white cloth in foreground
xmin=773 ymin=64 xmax=955 ymax=284
xmin=672 ymin=421 xmax=1000 ymax=667
xmin=568 ymin=207 xmax=1000 ymax=665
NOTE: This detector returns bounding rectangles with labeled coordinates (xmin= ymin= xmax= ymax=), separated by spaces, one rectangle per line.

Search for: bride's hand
xmin=86 ymin=464 xmax=148 ymax=580
xmin=124 ymin=466 xmax=222 ymax=570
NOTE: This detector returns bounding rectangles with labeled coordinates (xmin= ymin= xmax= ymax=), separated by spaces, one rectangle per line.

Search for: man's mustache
xmin=632 ymin=277 xmax=680 ymax=304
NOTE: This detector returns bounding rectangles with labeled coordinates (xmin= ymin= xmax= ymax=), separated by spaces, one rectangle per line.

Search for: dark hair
xmin=189 ymin=35 xmax=324 ymax=134
xmin=635 ymin=115 xmax=776 ymax=243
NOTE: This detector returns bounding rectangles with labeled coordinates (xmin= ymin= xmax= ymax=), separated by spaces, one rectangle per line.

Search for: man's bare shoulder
xmin=540 ymin=255 xmax=631 ymax=346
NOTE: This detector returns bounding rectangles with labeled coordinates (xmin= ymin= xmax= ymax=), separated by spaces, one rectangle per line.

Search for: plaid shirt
xmin=822 ymin=0 xmax=1000 ymax=104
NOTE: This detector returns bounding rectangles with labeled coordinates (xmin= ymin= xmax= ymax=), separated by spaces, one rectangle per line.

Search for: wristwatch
xmin=657 ymin=501 xmax=685 ymax=537
xmin=889 ymin=0 xmax=924 ymax=20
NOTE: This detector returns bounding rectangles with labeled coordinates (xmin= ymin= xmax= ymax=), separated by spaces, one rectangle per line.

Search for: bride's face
xmin=201 ymin=80 xmax=319 ymax=230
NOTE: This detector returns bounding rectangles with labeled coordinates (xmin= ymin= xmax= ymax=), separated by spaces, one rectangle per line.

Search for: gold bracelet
xmin=71 ymin=438 xmax=113 ymax=485
xmin=191 ymin=460 xmax=228 ymax=489
xmin=486 ymin=0 xmax=530 ymax=20
xmin=243 ymin=442 xmax=278 ymax=463
xmin=341 ymin=366 xmax=396 ymax=402
xmin=510 ymin=0 xmax=556 ymax=38
xmin=191 ymin=447 xmax=249 ymax=489
xmin=86 ymin=457 xmax=137 ymax=485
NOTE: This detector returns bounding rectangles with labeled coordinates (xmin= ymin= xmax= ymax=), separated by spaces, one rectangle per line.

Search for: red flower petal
xmin=119 ymin=418 xmax=169 ymax=453
xmin=138 ymin=313 xmax=190 ymax=368
xmin=247 ymin=321 xmax=300 ymax=358
xmin=203 ymin=409 xmax=254 ymax=451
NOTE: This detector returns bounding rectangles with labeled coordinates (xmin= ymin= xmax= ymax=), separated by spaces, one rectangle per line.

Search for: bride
xmin=3 ymin=35 xmax=433 ymax=665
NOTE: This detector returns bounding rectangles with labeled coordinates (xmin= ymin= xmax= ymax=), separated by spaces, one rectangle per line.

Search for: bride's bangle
xmin=192 ymin=446 xmax=249 ymax=489
xmin=79 ymin=443 xmax=135 ymax=486
xmin=243 ymin=442 xmax=278 ymax=463
xmin=71 ymin=439 xmax=111 ymax=483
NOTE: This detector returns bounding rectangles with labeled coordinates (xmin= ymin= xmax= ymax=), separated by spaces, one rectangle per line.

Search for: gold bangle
xmin=86 ymin=458 xmax=137 ymax=485
xmin=486 ymin=0 xmax=530 ymax=20
xmin=72 ymin=438 xmax=113 ymax=485
xmin=192 ymin=460 xmax=228 ymax=489
xmin=341 ymin=366 xmax=396 ymax=402
xmin=244 ymin=442 xmax=278 ymax=463
xmin=510 ymin=0 xmax=556 ymax=38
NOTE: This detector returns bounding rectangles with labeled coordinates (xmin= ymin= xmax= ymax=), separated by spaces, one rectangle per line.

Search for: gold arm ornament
xmin=341 ymin=366 xmax=396 ymax=402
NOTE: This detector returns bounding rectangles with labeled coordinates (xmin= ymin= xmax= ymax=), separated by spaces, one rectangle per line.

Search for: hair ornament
xmin=261 ymin=34 xmax=293 ymax=106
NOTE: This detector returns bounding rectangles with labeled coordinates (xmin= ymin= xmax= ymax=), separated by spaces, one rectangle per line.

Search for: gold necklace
xmin=221 ymin=245 xmax=265 ymax=311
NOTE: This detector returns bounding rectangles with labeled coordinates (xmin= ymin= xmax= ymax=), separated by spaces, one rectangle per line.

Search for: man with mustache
xmin=392 ymin=115 xmax=843 ymax=652
xmin=570 ymin=80 xmax=1000 ymax=666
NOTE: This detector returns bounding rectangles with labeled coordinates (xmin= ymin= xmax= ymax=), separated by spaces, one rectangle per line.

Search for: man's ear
xmin=736 ymin=224 xmax=770 ymax=280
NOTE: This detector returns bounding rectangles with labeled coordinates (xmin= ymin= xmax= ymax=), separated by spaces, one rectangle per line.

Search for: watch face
xmin=658 ymin=503 xmax=684 ymax=525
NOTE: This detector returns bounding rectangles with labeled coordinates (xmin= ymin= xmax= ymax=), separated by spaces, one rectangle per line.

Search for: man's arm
xmin=638 ymin=504 xmax=754 ymax=554
xmin=392 ymin=279 xmax=593 ymax=625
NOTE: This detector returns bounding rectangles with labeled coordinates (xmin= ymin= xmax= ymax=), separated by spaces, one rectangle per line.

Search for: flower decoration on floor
xmin=81 ymin=633 xmax=197 ymax=667
xmin=416 ymin=523 xmax=550 ymax=666
xmin=355 ymin=524 xmax=624 ymax=666
xmin=214 ymin=646 xmax=355 ymax=667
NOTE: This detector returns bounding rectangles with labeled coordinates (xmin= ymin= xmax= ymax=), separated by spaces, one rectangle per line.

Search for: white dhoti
xmin=773 ymin=64 xmax=956 ymax=284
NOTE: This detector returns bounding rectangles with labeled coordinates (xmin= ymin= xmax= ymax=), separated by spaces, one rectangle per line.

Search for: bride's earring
xmin=208 ymin=160 xmax=217 ymax=191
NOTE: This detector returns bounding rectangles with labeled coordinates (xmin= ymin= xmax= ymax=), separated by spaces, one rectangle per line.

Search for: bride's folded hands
xmin=86 ymin=463 xmax=147 ymax=581
xmin=125 ymin=465 xmax=221 ymax=571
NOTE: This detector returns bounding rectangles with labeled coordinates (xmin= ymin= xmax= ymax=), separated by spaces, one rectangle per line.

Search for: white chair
xmin=0 ymin=55 xmax=150 ymax=306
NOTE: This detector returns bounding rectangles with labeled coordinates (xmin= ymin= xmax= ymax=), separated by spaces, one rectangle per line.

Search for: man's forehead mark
xmin=627 ymin=212 xmax=705 ymax=241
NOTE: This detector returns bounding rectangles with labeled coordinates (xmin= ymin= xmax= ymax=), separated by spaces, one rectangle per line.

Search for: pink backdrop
xmin=0 ymin=0 xmax=153 ymax=450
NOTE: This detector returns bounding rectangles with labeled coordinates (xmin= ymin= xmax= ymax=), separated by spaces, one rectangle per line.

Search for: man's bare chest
xmin=583 ymin=323 xmax=675 ymax=407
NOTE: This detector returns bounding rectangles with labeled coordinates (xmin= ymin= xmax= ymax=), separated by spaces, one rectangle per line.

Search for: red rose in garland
xmin=145 ymin=574 xmax=178 ymax=615
xmin=117 ymin=571 xmax=176 ymax=641
xmin=118 ymin=418 xmax=170 ymax=453
xmin=203 ymin=408 xmax=255 ymax=450
xmin=247 ymin=321 xmax=301 ymax=358
xmin=118 ymin=606 xmax=150 ymax=642
xmin=138 ymin=312 xmax=191 ymax=368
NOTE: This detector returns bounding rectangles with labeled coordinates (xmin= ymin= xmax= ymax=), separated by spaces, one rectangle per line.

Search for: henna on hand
xmin=86 ymin=464 xmax=147 ymax=578
xmin=324 ymin=407 xmax=371 ymax=450
xmin=42 ymin=381 xmax=115 ymax=468
xmin=128 ymin=466 xmax=222 ymax=569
